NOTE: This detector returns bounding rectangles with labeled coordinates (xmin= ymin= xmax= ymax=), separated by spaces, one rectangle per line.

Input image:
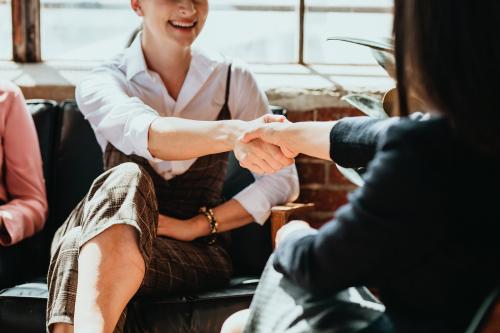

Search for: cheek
xmin=197 ymin=3 xmax=209 ymax=21
xmin=196 ymin=18 xmax=207 ymax=34
xmin=196 ymin=11 xmax=209 ymax=32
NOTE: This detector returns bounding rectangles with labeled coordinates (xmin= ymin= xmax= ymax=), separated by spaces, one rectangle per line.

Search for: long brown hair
xmin=394 ymin=0 xmax=500 ymax=154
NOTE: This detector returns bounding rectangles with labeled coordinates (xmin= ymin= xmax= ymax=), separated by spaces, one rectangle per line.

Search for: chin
xmin=174 ymin=36 xmax=197 ymax=48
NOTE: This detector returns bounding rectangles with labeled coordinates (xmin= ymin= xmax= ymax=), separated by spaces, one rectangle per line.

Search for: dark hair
xmin=394 ymin=0 xmax=500 ymax=154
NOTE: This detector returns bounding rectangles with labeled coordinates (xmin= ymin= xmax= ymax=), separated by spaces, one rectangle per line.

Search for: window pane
xmin=41 ymin=0 xmax=141 ymax=61
xmin=305 ymin=0 xmax=393 ymax=64
xmin=41 ymin=0 xmax=298 ymax=63
xmin=195 ymin=0 xmax=298 ymax=63
xmin=0 ymin=0 xmax=12 ymax=60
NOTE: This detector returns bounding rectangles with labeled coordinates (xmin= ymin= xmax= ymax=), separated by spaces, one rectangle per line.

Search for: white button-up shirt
xmin=76 ymin=35 xmax=299 ymax=224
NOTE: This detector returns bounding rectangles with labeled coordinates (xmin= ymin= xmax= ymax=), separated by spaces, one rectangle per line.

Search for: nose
xmin=178 ymin=0 xmax=196 ymax=17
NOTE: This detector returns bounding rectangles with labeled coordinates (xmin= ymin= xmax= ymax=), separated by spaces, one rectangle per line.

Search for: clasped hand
xmin=234 ymin=115 xmax=297 ymax=175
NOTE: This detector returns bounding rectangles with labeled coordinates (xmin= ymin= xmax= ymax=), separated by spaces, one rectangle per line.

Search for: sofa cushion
xmin=223 ymin=153 xmax=272 ymax=276
xmin=0 ymin=277 xmax=257 ymax=333
xmin=49 ymin=101 xmax=104 ymax=242
xmin=27 ymin=100 xmax=58 ymax=189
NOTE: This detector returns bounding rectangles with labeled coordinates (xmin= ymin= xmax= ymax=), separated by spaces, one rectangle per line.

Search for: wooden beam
xmin=298 ymin=0 xmax=305 ymax=64
xmin=270 ymin=203 xmax=315 ymax=248
xmin=12 ymin=0 xmax=41 ymax=63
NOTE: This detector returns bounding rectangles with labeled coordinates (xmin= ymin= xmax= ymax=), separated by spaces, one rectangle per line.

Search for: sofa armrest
xmin=270 ymin=203 xmax=315 ymax=248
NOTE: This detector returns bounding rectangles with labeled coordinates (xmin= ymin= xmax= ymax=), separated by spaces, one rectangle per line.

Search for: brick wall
xmin=286 ymin=106 xmax=364 ymax=228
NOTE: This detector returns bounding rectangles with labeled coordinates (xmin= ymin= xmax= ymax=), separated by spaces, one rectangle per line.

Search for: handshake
xmin=234 ymin=114 xmax=298 ymax=175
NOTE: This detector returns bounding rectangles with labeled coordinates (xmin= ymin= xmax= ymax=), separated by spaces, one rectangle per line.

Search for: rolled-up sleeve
xmin=75 ymin=65 xmax=160 ymax=160
xmin=0 ymin=82 xmax=48 ymax=246
xmin=234 ymin=165 xmax=299 ymax=224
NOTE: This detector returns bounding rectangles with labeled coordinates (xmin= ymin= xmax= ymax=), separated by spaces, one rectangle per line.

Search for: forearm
xmin=148 ymin=118 xmax=247 ymax=160
xmin=279 ymin=121 xmax=337 ymax=161
xmin=192 ymin=199 xmax=254 ymax=236
xmin=0 ymin=199 xmax=47 ymax=246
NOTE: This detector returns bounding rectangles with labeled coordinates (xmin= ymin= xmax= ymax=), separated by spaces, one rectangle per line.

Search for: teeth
xmin=170 ymin=20 xmax=196 ymax=28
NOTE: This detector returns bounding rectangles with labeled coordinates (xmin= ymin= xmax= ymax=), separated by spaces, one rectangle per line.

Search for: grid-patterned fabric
xmin=104 ymin=145 xmax=229 ymax=220
xmin=46 ymin=163 xmax=233 ymax=332
xmin=47 ymin=65 xmax=235 ymax=332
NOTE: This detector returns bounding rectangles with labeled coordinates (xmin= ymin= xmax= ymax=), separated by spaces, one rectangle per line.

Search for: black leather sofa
xmin=0 ymin=99 xmax=274 ymax=333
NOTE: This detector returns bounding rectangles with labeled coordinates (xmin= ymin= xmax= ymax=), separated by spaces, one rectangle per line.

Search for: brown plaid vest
xmin=103 ymin=65 xmax=233 ymax=220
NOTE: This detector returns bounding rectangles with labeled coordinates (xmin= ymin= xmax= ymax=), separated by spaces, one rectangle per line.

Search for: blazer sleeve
xmin=329 ymin=116 xmax=399 ymax=169
xmin=273 ymin=119 xmax=444 ymax=294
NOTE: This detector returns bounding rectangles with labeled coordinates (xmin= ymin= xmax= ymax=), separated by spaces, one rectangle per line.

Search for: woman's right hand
xmin=234 ymin=138 xmax=293 ymax=174
xmin=241 ymin=115 xmax=299 ymax=159
xmin=234 ymin=115 xmax=295 ymax=174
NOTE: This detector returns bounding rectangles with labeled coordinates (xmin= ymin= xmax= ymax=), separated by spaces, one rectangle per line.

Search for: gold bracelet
xmin=199 ymin=207 xmax=218 ymax=245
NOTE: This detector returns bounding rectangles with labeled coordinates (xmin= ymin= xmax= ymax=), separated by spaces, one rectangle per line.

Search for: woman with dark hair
xmin=222 ymin=1 xmax=500 ymax=332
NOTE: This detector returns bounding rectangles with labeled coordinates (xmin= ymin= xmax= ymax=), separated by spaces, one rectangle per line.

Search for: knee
xmin=52 ymin=226 xmax=82 ymax=260
xmin=59 ymin=227 xmax=81 ymax=253
xmin=91 ymin=162 xmax=155 ymax=199
xmin=81 ymin=224 xmax=146 ymax=273
xmin=108 ymin=162 xmax=151 ymax=186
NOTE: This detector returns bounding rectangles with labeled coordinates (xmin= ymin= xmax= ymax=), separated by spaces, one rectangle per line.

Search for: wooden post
xmin=298 ymin=0 xmax=305 ymax=64
xmin=12 ymin=0 xmax=41 ymax=63
xmin=270 ymin=203 xmax=315 ymax=248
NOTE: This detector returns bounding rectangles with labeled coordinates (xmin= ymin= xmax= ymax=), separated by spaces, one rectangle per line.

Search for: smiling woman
xmin=45 ymin=1 xmax=300 ymax=332
xmin=38 ymin=0 xmax=298 ymax=63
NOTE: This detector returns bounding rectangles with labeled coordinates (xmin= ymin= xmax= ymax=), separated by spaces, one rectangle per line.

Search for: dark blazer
xmin=273 ymin=115 xmax=500 ymax=332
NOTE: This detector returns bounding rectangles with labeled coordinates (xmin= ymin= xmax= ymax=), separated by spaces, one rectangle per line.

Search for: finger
xmin=261 ymin=142 xmax=294 ymax=167
xmin=257 ymin=144 xmax=283 ymax=171
xmin=263 ymin=114 xmax=287 ymax=123
xmin=250 ymin=142 xmax=284 ymax=173
xmin=241 ymin=128 xmax=264 ymax=143
xmin=249 ymin=163 xmax=266 ymax=175
xmin=248 ymin=153 xmax=275 ymax=174
xmin=261 ymin=143 xmax=292 ymax=170
xmin=281 ymin=146 xmax=298 ymax=159
xmin=240 ymin=160 xmax=265 ymax=174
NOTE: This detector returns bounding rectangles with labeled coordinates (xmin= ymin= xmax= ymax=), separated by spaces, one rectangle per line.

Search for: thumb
xmin=241 ymin=128 xmax=263 ymax=143
xmin=281 ymin=146 xmax=297 ymax=159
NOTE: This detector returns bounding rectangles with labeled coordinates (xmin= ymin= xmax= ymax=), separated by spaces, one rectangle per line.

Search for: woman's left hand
xmin=157 ymin=214 xmax=207 ymax=242
xmin=275 ymin=220 xmax=313 ymax=248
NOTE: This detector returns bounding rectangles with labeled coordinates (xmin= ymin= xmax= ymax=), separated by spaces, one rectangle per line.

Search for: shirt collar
xmin=121 ymin=32 xmax=149 ymax=81
xmin=120 ymin=32 xmax=225 ymax=113
xmin=174 ymin=48 xmax=222 ymax=114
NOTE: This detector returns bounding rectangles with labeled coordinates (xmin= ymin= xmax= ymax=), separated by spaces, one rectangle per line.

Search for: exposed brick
xmin=329 ymin=163 xmax=355 ymax=186
xmin=316 ymin=107 xmax=363 ymax=121
xmin=305 ymin=211 xmax=336 ymax=229
xmin=298 ymin=189 xmax=349 ymax=212
xmin=296 ymin=161 xmax=326 ymax=185
xmin=286 ymin=110 xmax=315 ymax=122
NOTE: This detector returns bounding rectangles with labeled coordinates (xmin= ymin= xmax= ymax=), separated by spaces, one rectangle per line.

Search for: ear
xmin=131 ymin=0 xmax=144 ymax=16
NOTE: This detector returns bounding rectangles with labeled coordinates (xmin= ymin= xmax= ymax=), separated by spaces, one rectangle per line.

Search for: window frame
xmin=10 ymin=0 xmax=391 ymax=64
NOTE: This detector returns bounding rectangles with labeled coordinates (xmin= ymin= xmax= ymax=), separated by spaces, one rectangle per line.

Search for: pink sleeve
xmin=0 ymin=82 xmax=48 ymax=246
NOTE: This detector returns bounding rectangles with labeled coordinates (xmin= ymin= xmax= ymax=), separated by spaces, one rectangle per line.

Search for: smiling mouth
xmin=168 ymin=20 xmax=198 ymax=30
